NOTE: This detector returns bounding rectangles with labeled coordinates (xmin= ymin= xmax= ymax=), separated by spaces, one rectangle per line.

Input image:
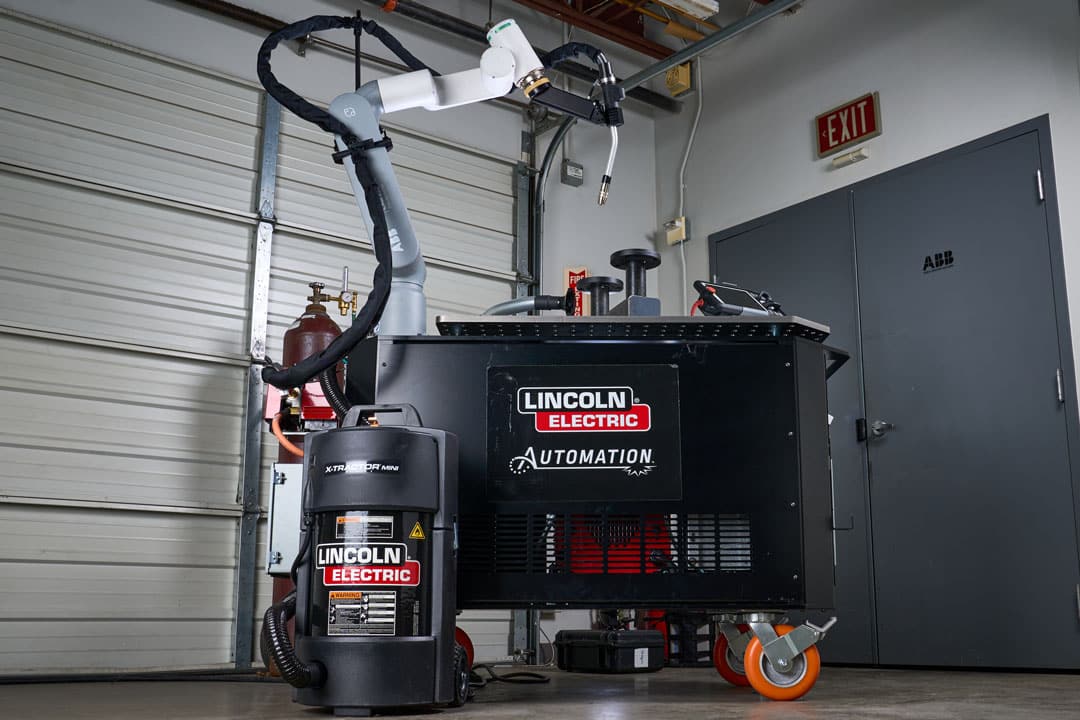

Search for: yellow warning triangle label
xmin=409 ymin=522 xmax=426 ymax=540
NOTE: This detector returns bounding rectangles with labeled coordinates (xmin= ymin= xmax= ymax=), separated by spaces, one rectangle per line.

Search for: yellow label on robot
xmin=409 ymin=522 xmax=426 ymax=540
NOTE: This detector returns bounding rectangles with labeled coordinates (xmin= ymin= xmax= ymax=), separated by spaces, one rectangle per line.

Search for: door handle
xmin=870 ymin=419 xmax=894 ymax=438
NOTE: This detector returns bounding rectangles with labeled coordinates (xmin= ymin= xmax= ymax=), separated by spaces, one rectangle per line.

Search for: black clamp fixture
xmin=576 ymin=276 xmax=624 ymax=316
xmin=611 ymin=248 xmax=660 ymax=298
xmin=607 ymin=248 xmax=661 ymax=316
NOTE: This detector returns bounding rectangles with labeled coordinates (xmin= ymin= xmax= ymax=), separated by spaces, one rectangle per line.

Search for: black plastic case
xmin=554 ymin=630 xmax=665 ymax=673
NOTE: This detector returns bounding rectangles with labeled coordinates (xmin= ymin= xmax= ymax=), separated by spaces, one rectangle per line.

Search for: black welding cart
xmin=346 ymin=314 xmax=846 ymax=700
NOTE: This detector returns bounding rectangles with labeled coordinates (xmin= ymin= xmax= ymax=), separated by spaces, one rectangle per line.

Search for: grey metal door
xmin=711 ymin=191 xmax=876 ymax=663
xmin=855 ymin=131 xmax=1080 ymax=667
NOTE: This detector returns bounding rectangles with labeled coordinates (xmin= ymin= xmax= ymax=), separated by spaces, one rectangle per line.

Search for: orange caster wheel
xmin=712 ymin=624 xmax=751 ymax=686
xmin=455 ymin=626 xmax=475 ymax=669
xmin=743 ymin=624 xmax=821 ymax=701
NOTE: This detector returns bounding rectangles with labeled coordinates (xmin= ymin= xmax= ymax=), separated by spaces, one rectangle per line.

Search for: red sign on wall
xmin=816 ymin=92 xmax=881 ymax=158
xmin=565 ymin=267 xmax=588 ymax=316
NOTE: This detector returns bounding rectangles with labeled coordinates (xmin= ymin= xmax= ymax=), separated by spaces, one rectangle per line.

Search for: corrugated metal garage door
xmin=0 ymin=10 xmax=515 ymax=673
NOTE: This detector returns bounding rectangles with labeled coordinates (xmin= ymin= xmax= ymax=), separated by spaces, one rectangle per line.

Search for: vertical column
xmin=233 ymin=94 xmax=281 ymax=668
xmin=512 ymin=115 xmax=537 ymax=299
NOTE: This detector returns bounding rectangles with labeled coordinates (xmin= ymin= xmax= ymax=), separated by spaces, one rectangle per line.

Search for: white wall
xmin=0 ymin=0 xmax=659 ymax=299
xmin=654 ymin=0 xmax=1080 ymax=332
xmin=539 ymin=108 xmax=659 ymax=295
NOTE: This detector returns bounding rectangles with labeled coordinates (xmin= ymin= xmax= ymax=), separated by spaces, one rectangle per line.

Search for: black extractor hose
xmin=319 ymin=365 xmax=351 ymax=418
xmin=260 ymin=591 xmax=325 ymax=688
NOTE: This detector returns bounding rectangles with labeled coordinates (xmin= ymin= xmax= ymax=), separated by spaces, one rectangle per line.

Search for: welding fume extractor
xmin=262 ymin=403 xmax=464 ymax=714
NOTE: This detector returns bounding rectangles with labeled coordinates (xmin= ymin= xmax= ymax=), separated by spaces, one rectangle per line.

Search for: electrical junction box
xmin=561 ymin=158 xmax=584 ymax=187
xmin=665 ymin=216 xmax=688 ymax=246
xmin=665 ymin=63 xmax=692 ymax=97
xmin=267 ymin=463 xmax=302 ymax=576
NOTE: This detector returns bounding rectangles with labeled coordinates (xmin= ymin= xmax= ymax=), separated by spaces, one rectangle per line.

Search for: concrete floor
xmin=2 ymin=667 xmax=1079 ymax=720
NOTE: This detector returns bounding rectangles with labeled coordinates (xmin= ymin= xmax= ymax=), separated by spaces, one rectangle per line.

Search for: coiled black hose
xmin=260 ymin=591 xmax=324 ymax=688
xmin=319 ymin=365 xmax=351 ymax=418
xmin=256 ymin=15 xmax=435 ymax=391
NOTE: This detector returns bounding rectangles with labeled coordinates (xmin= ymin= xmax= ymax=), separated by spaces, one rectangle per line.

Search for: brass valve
xmin=307 ymin=269 xmax=358 ymax=317
xmin=307 ymin=281 xmax=332 ymax=305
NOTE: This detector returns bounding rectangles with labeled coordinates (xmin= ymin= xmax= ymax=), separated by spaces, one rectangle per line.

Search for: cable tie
xmin=331 ymin=132 xmax=394 ymax=164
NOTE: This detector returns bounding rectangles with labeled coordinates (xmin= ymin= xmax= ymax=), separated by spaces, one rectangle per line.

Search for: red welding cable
xmin=690 ymin=299 xmax=703 ymax=316
xmin=272 ymin=413 xmax=305 ymax=458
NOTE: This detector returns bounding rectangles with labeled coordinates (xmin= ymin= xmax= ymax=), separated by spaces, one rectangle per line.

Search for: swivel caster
xmin=743 ymin=625 xmax=821 ymax=700
xmin=742 ymin=617 xmax=835 ymax=701
xmin=712 ymin=623 xmax=750 ymax=687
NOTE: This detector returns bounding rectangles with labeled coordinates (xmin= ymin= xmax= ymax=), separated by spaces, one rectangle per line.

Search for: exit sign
xmin=816 ymin=92 xmax=882 ymax=158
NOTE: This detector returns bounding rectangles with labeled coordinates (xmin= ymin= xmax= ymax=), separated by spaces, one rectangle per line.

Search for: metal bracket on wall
xmin=232 ymin=93 xmax=281 ymax=669
xmin=512 ymin=158 xmax=535 ymax=299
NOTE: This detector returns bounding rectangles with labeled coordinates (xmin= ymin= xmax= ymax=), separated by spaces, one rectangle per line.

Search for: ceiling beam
xmin=512 ymin=0 xmax=675 ymax=59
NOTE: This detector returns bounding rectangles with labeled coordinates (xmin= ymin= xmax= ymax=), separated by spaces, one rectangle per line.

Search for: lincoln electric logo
xmin=516 ymin=386 xmax=651 ymax=432
xmin=510 ymin=385 xmax=656 ymax=477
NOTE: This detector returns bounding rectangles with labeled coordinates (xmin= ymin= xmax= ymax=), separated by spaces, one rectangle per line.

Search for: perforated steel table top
xmin=435 ymin=314 xmax=831 ymax=343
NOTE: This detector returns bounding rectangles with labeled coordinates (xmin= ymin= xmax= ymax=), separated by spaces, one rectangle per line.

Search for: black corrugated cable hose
xmin=256 ymin=15 xmax=439 ymax=391
xmin=319 ymin=365 xmax=351 ymax=418
xmin=260 ymin=591 xmax=324 ymax=689
xmin=469 ymin=664 xmax=550 ymax=688
xmin=539 ymin=41 xmax=605 ymax=68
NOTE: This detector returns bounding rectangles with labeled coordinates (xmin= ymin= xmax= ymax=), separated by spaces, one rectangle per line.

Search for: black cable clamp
xmin=332 ymin=130 xmax=394 ymax=164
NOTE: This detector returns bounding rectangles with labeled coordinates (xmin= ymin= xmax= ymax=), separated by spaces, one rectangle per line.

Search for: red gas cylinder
xmin=270 ymin=282 xmax=343 ymax=662
xmin=280 ymin=283 xmax=342 ymax=429
xmin=281 ymin=282 xmax=342 ymax=381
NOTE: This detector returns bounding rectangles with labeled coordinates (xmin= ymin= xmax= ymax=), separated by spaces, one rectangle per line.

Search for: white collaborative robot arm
xmin=376 ymin=19 xmax=539 ymax=112
xmin=326 ymin=19 xmax=623 ymax=337
xmin=257 ymin=15 xmax=623 ymax=386
xmin=323 ymin=20 xmax=553 ymax=337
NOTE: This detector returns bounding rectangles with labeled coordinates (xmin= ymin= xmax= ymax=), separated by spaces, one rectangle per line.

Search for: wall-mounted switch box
xmin=665 ymin=216 xmax=688 ymax=246
xmin=561 ymin=158 xmax=584 ymax=187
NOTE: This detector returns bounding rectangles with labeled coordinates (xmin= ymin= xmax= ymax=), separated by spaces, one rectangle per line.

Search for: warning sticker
xmin=408 ymin=522 xmax=426 ymax=540
xmin=328 ymin=590 xmax=396 ymax=636
xmin=335 ymin=514 xmax=394 ymax=540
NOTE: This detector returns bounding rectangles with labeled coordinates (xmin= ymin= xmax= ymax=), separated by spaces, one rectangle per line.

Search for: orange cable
xmin=272 ymin=412 xmax=305 ymax=457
